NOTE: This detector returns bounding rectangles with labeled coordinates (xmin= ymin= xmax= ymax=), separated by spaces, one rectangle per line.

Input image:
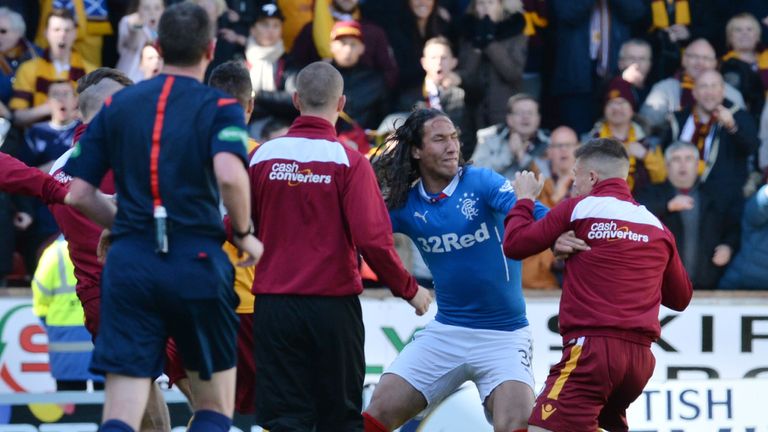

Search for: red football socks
xmin=363 ymin=412 xmax=388 ymax=432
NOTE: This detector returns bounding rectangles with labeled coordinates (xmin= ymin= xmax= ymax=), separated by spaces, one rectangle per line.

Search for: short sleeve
xmin=210 ymin=98 xmax=249 ymax=165
xmin=63 ymin=108 xmax=110 ymax=187
xmin=481 ymin=167 xmax=549 ymax=219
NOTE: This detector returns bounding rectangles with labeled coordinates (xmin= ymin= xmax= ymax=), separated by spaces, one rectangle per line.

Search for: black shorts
xmin=91 ymin=234 xmax=238 ymax=380
xmin=253 ymin=294 xmax=365 ymax=432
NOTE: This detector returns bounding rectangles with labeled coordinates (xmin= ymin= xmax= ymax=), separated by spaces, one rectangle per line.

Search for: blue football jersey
xmin=390 ymin=166 xmax=549 ymax=331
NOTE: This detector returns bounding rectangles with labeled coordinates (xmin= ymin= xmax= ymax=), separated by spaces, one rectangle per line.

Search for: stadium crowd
xmin=0 ymin=1 xmax=750 ymax=431
xmin=2 ymin=0 xmax=768 ymax=293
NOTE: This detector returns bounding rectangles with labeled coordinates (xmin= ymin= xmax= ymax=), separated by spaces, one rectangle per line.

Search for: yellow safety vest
xmin=31 ymin=238 xmax=85 ymax=327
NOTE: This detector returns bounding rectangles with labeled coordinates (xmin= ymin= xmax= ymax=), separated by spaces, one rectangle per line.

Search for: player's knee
xmin=491 ymin=409 xmax=529 ymax=432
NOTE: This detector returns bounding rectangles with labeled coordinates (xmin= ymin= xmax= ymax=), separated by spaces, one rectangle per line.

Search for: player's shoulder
xmin=462 ymin=164 xmax=496 ymax=180
xmin=460 ymin=165 xmax=507 ymax=191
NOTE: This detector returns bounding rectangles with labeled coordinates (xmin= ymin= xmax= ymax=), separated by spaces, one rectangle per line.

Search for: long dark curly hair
xmin=372 ymin=108 xmax=466 ymax=210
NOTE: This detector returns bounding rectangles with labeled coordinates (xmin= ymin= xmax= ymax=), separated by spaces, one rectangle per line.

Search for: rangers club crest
xmin=457 ymin=193 xmax=479 ymax=221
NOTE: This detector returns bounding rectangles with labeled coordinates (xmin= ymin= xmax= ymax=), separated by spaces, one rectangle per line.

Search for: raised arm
xmin=502 ymin=171 xmax=573 ymax=259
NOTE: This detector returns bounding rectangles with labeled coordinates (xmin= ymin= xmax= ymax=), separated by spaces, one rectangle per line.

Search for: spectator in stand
xmin=520 ymin=0 xmax=548 ymax=100
xmin=664 ymin=70 xmax=759 ymax=197
xmin=645 ymin=0 xmax=732 ymax=79
xmin=18 ymin=81 xmax=79 ymax=173
xmin=549 ymin=0 xmax=646 ymax=135
xmin=138 ymin=42 xmax=163 ymax=80
xmin=329 ymin=21 xmax=386 ymax=153
xmin=719 ymin=180 xmax=768 ymax=290
xmin=0 ymin=7 xmax=40 ymax=128
xmin=641 ymin=39 xmax=745 ymax=130
xmin=383 ymin=0 xmax=452 ymax=112
xmin=190 ymin=0 xmax=237 ymax=79
xmin=292 ymin=0 xmax=399 ymax=90
xmin=35 ymin=0 xmax=112 ymax=68
xmin=720 ymin=13 xmax=767 ymax=121
xmin=729 ymin=0 xmax=768 ymax=46
xmin=14 ymin=80 xmax=79 ymax=279
xmin=215 ymin=0 xmax=263 ymax=57
xmin=416 ymin=37 xmax=470 ymax=154
xmin=472 ymin=93 xmax=549 ymax=179
xmin=456 ymin=0 xmax=526 ymax=133
xmin=540 ymin=126 xmax=578 ymax=206
xmin=116 ymin=0 xmax=163 ymax=83
xmin=588 ymin=77 xmax=666 ymax=192
xmin=275 ymin=0 xmax=313 ymax=51
xmin=635 ymin=142 xmax=740 ymax=290
xmin=1 ymin=2 xmax=37 ymax=42
xmin=10 ymin=9 xmax=94 ymax=128
xmin=617 ymin=39 xmax=654 ymax=108
xmin=246 ymin=3 xmax=298 ymax=129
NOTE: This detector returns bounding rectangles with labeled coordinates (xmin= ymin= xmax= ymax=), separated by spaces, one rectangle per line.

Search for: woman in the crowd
xmin=456 ymin=0 xmax=526 ymax=134
xmin=116 ymin=0 xmax=163 ymax=83
xmin=385 ymin=0 xmax=452 ymax=112
xmin=720 ymin=13 xmax=767 ymax=121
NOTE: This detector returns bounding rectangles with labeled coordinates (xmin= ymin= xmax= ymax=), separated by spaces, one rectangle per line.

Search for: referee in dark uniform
xmin=64 ymin=3 xmax=262 ymax=432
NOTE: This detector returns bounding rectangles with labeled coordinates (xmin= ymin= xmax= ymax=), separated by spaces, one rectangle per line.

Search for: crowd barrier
xmin=0 ymin=290 xmax=765 ymax=430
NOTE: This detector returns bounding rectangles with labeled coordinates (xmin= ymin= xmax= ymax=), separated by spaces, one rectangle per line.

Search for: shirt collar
xmin=417 ymin=167 xmax=463 ymax=203
xmin=284 ymin=115 xmax=339 ymax=142
xmin=590 ymin=177 xmax=634 ymax=200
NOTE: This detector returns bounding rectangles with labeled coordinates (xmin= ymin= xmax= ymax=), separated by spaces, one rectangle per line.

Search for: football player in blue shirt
xmin=364 ymin=108 xmax=549 ymax=432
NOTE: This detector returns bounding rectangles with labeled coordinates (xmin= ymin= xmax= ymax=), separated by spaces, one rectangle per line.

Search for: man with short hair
xmin=666 ymin=69 xmax=759 ymax=197
xmin=291 ymin=0 xmax=398 ymax=89
xmin=248 ymin=61 xmax=431 ymax=432
xmin=19 ymin=81 xmax=79 ymax=173
xmin=10 ymin=9 xmax=94 ymax=127
xmin=473 ymin=93 xmax=549 ymax=180
xmin=64 ymin=4 xmax=262 ymax=431
xmin=503 ymin=138 xmax=693 ymax=432
xmin=641 ymin=38 xmax=745 ymax=128
xmin=617 ymin=38 xmax=653 ymax=107
xmin=207 ymin=59 xmax=259 ymax=415
xmin=329 ymin=20 xmax=386 ymax=153
xmin=417 ymin=36 xmax=471 ymax=156
xmin=365 ymin=108 xmax=549 ymax=432
xmin=635 ymin=142 xmax=741 ymax=290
